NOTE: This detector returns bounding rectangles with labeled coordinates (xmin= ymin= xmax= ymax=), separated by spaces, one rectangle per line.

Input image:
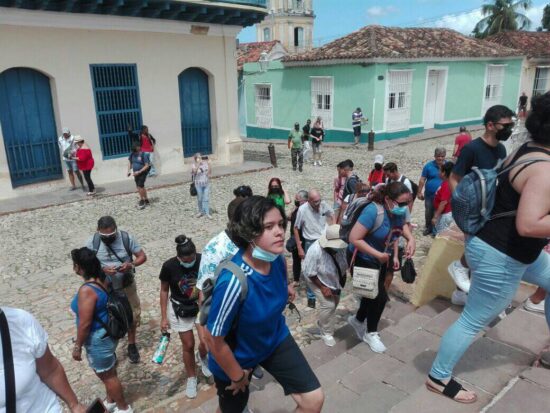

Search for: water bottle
xmin=152 ymin=332 xmax=170 ymax=364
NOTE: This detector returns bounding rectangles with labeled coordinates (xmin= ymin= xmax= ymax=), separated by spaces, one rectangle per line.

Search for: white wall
xmin=0 ymin=9 xmax=243 ymax=199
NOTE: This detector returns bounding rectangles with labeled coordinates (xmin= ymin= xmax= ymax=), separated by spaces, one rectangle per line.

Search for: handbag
xmin=0 ymin=309 xmax=16 ymax=413
xmin=170 ymin=298 xmax=199 ymax=319
xmin=401 ymin=258 xmax=417 ymax=284
xmin=351 ymin=265 xmax=379 ymax=299
xmin=190 ymin=173 xmax=197 ymax=197
xmin=285 ymin=236 xmax=297 ymax=253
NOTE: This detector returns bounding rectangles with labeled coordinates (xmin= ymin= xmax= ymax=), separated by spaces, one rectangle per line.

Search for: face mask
xmin=391 ymin=206 xmax=408 ymax=216
xmin=495 ymin=126 xmax=513 ymax=142
xmin=252 ymin=244 xmax=280 ymax=262
xmin=180 ymin=259 xmax=196 ymax=268
xmin=294 ymin=200 xmax=301 ymax=207
xmin=100 ymin=231 xmax=117 ymax=245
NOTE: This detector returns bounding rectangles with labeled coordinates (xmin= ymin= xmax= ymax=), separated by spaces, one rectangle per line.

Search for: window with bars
xmin=263 ymin=27 xmax=271 ymax=41
xmin=255 ymin=84 xmax=273 ymax=128
xmin=90 ymin=64 xmax=143 ymax=158
xmin=386 ymin=70 xmax=412 ymax=132
xmin=311 ymin=77 xmax=333 ymax=128
xmin=485 ymin=65 xmax=504 ymax=100
xmin=533 ymin=67 xmax=549 ymax=97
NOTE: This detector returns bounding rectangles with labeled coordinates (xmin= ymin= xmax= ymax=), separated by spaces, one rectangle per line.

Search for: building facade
xmin=244 ymin=26 xmax=524 ymax=142
xmin=0 ymin=0 xmax=266 ymax=198
xmin=256 ymin=0 xmax=314 ymax=53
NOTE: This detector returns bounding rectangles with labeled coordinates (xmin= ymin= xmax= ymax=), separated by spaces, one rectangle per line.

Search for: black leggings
xmin=291 ymin=247 xmax=302 ymax=282
xmin=83 ymin=170 xmax=95 ymax=192
xmin=350 ymin=252 xmax=388 ymax=333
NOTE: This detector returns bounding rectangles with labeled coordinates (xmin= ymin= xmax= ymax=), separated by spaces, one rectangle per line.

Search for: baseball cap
xmin=374 ymin=154 xmax=384 ymax=165
xmin=62 ymin=127 xmax=70 ymax=134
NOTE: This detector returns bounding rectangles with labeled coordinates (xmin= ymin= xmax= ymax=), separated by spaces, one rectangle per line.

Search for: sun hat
xmin=374 ymin=154 xmax=384 ymax=165
xmin=73 ymin=136 xmax=84 ymax=143
xmin=318 ymin=225 xmax=347 ymax=249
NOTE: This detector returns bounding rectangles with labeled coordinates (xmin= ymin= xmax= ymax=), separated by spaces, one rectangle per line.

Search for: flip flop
xmin=426 ymin=375 xmax=477 ymax=404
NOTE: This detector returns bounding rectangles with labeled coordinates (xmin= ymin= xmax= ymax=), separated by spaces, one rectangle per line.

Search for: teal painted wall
xmin=243 ymin=58 xmax=523 ymax=142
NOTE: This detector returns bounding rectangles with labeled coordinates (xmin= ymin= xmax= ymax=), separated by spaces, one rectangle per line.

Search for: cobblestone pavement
xmin=0 ymin=134 xmax=459 ymax=411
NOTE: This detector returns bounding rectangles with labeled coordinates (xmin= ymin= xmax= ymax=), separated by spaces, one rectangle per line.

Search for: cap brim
xmin=319 ymin=236 xmax=347 ymax=249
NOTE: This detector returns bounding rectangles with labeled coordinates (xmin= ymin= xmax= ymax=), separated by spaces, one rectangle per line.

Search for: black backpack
xmin=92 ymin=231 xmax=132 ymax=258
xmin=339 ymin=197 xmax=385 ymax=243
xmin=344 ymin=173 xmax=363 ymax=198
xmin=400 ymin=175 xmax=419 ymax=200
xmin=86 ymin=282 xmax=133 ymax=340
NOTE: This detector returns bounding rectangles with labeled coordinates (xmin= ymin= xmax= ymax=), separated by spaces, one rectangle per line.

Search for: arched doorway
xmin=178 ymin=68 xmax=212 ymax=157
xmin=0 ymin=68 xmax=61 ymax=187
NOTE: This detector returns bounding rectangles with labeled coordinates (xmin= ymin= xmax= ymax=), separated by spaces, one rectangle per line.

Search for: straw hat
xmin=318 ymin=225 xmax=347 ymax=249
xmin=73 ymin=136 xmax=84 ymax=143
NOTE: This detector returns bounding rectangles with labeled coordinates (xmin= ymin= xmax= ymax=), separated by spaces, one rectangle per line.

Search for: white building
xmin=0 ymin=0 xmax=267 ymax=199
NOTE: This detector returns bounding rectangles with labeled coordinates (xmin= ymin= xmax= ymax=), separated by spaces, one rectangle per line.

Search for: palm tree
xmin=473 ymin=0 xmax=532 ymax=38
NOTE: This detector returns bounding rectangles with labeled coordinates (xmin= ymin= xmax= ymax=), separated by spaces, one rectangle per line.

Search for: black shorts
xmin=214 ymin=334 xmax=320 ymax=413
xmin=134 ymin=172 xmax=147 ymax=188
xmin=353 ymin=125 xmax=361 ymax=136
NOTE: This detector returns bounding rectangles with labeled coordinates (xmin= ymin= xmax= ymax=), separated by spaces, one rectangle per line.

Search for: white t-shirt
xmin=0 ymin=307 xmax=61 ymax=413
xmin=58 ymin=135 xmax=75 ymax=160
xmin=197 ymin=230 xmax=239 ymax=290
xmin=294 ymin=201 xmax=334 ymax=241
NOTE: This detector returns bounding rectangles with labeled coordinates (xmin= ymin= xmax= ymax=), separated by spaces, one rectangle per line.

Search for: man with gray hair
xmin=58 ymin=127 xmax=85 ymax=191
xmin=289 ymin=190 xmax=309 ymax=286
xmin=417 ymin=147 xmax=447 ymax=236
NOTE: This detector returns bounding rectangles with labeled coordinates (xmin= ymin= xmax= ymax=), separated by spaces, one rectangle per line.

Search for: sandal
xmin=426 ymin=375 xmax=477 ymax=404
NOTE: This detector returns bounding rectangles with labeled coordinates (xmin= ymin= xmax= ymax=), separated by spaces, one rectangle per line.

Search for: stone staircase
xmin=152 ymin=285 xmax=550 ymax=412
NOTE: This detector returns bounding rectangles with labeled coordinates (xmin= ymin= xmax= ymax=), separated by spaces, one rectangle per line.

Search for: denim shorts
xmin=85 ymin=328 xmax=118 ymax=373
xmin=64 ymin=159 xmax=78 ymax=172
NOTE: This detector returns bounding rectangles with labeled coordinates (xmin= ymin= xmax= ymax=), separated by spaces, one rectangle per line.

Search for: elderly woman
xmin=303 ymin=224 xmax=348 ymax=347
xmin=205 ymin=196 xmax=324 ymax=413
xmin=70 ymin=247 xmax=133 ymax=413
xmin=192 ymin=153 xmax=212 ymax=219
xmin=417 ymin=147 xmax=447 ymax=236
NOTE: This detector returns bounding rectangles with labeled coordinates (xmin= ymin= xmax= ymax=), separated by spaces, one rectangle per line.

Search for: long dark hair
xmin=370 ymin=181 xmax=410 ymax=205
xmin=175 ymin=235 xmax=196 ymax=258
xmin=267 ymin=177 xmax=284 ymax=196
xmin=525 ymin=91 xmax=550 ymax=146
xmin=71 ymin=247 xmax=105 ymax=281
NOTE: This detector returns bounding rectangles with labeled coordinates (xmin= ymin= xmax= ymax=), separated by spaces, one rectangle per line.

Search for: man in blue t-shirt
xmin=127 ymin=143 xmax=151 ymax=209
xmin=418 ymin=147 xmax=447 ymax=236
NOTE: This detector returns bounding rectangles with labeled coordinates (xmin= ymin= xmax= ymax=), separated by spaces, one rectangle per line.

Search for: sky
xmin=238 ymin=0 xmax=548 ymax=45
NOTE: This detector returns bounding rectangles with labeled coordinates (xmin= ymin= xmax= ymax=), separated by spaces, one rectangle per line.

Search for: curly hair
xmin=525 ymin=91 xmax=550 ymax=146
xmin=228 ymin=196 xmax=287 ymax=249
xmin=71 ymin=247 xmax=105 ymax=281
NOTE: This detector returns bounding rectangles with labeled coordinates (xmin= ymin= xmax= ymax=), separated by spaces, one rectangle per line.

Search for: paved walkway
xmin=0 ymin=161 xmax=272 ymax=215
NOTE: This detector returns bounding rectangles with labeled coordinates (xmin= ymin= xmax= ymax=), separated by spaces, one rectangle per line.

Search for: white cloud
xmin=367 ymin=6 xmax=399 ymax=18
xmin=525 ymin=5 xmax=545 ymax=29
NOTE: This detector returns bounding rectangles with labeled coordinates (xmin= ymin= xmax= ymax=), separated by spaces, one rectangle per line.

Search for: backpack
xmin=339 ymin=197 xmax=385 ymax=243
xmin=85 ymin=282 xmax=133 ymax=340
xmin=451 ymin=157 xmax=550 ymax=234
xmin=344 ymin=173 xmax=362 ymax=197
xmin=199 ymin=260 xmax=248 ymax=328
xmin=92 ymin=231 xmax=132 ymax=258
xmin=400 ymin=175 xmax=419 ymax=200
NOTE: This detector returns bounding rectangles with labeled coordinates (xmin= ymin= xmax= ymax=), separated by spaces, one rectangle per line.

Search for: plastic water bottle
xmin=152 ymin=332 xmax=170 ymax=364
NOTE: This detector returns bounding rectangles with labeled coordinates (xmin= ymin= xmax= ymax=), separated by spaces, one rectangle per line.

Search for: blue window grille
xmin=90 ymin=64 xmax=143 ymax=159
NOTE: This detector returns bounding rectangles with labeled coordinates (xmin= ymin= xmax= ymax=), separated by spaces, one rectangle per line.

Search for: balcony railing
xmin=216 ymin=0 xmax=267 ymax=7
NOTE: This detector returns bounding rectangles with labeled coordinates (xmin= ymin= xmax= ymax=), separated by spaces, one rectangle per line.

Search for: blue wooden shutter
xmin=90 ymin=64 xmax=143 ymax=158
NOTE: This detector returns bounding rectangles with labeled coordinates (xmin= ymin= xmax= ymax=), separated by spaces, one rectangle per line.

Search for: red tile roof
xmin=486 ymin=31 xmax=550 ymax=59
xmin=237 ymin=41 xmax=281 ymax=70
xmin=283 ymin=26 xmax=523 ymax=65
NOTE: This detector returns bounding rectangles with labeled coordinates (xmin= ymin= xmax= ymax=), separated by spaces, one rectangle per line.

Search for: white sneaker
xmin=200 ymin=357 xmax=213 ymax=378
xmin=313 ymin=161 xmax=318 ymax=166
xmin=448 ymin=261 xmax=471 ymax=293
xmin=318 ymin=160 xmax=322 ymax=166
xmin=103 ymin=400 xmax=116 ymax=413
xmin=196 ymin=212 xmax=204 ymax=218
xmin=524 ymin=298 xmax=545 ymax=314
xmin=348 ymin=315 xmax=366 ymax=341
xmin=451 ymin=289 xmax=468 ymax=306
xmin=186 ymin=376 xmax=198 ymax=399
xmin=321 ymin=333 xmax=336 ymax=347
xmin=363 ymin=331 xmax=387 ymax=353
xmin=114 ymin=406 xmax=133 ymax=413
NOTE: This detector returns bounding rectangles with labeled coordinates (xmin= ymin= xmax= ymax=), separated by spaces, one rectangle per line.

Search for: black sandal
xmin=426 ymin=375 xmax=477 ymax=404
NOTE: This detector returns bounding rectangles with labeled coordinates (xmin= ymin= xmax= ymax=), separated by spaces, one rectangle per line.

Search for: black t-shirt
xmin=159 ymin=254 xmax=201 ymax=303
xmin=310 ymin=127 xmax=324 ymax=141
xmin=452 ymin=137 xmax=507 ymax=177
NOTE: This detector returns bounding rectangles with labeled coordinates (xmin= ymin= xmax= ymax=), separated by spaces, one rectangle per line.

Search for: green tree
xmin=542 ymin=4 xmax=550 ymax=30
xmin=473 ymin=0 xmax=532 ymax=38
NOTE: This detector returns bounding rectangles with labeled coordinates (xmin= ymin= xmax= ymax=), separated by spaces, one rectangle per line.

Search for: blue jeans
xmin=303 ymin=239 xmax=316 ymax=301
xmin=430 ymin=236 xmax=550 ymax=380
xmin=196 ymin=184 xmax=210 ymax=215
xmin=85 ymin=328 xmax=118 ymax=373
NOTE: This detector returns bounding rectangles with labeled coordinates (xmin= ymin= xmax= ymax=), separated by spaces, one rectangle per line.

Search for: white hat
xmin=62 ymin=127 xmax=70 ymax=135
xmin=318 ymin=225 xmax=347 ymax=249
xmin=374 ymin=154 xmax=384 ymax=165
xmin=73 ymin=135 xmax=84 ymax=143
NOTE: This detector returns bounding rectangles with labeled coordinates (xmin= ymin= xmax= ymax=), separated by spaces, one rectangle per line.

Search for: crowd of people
xmin=3 ymin=93 xmax=550 ymax=413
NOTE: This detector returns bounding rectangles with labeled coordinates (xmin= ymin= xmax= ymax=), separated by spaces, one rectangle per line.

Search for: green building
xmin=243 ymin=26 xmax=524 ymax=142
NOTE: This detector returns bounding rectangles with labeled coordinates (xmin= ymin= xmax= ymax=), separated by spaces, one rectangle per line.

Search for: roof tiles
xmin=237 ymin=41 xmax=281 ymax=70
xmin=486 ymin=31 xmax=550 ymax=59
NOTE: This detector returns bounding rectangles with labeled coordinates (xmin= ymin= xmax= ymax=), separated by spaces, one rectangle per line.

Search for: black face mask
xmin=100 ymin=234 xmax=117 ymax=245
xmin=270 ymin=187 xmax=282 ymax=194
xmin=495 ymin=126 xmax=513 ymax=142
xmin=374 ymin=164 xmax=382 ymax=171
xmin=294 ymin=200 xmax=301 ymax=207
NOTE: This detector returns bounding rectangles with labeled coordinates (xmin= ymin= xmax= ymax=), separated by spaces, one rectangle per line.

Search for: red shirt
xmin=140 ymin=133 xmax=154 ymax=152
xmin=434 ymin=180 xmax=452 ymax=213
xmin=454 ymin=133 xmax=472 ymax=158
xmin=368 ymin=169 xmax=385 ymax=186
xmin=76 ymin=148 xmax=94 ymax=171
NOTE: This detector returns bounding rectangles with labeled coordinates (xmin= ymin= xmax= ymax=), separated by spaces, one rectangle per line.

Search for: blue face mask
xmin=251 ymin=244 xmax=280 ymax=262
xmin=391 ymin=206 xmax=408 ymax=216
xmin=180 ymin=259 xmax=196 ymax=268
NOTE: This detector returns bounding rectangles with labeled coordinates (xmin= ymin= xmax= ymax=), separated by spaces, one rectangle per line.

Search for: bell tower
xmin=256 ymin=0 xmax=315 ymax=53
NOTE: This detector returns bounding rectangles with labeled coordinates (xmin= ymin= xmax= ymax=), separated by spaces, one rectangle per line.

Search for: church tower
xmin=256 ymin=0 xmax=315 ymax=53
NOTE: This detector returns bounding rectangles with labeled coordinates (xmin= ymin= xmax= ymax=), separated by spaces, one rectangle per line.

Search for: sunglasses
xmin=393 ymin=200 xmax=409 ymax=208
xmin=494 ymin=122 xmax=515 ymax=129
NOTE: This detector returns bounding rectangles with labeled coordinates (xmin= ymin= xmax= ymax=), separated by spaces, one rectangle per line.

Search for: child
xmin=432 ymin=162 xmax=454 ymax=234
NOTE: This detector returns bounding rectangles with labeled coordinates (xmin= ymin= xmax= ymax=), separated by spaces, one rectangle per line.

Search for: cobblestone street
xmin=0 ymin=134 xmax=459 ymax=411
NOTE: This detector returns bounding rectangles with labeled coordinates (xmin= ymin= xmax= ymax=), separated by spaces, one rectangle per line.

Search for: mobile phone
xmin=87 ymin=398 xmax=108 ymax=413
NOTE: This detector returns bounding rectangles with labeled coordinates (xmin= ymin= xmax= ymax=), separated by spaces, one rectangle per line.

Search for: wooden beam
xmin=203 ymin=8 xmax=224 ymax=23
xmin=104 ymin=0 xmax=124 ymax=14
xmin=129 ymin=0 xmax=147 ymax=16
xmin=149 ymin=0 xmax=169 ymax=19
xmin=165 ymin=3 xmax=186 ymax=19
xmin=221 ymin=9 xmax=240 ymax=24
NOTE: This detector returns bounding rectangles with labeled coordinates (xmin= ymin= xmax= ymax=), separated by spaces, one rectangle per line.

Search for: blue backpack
xmin=452 ymin=157 xmax=550 ymax=234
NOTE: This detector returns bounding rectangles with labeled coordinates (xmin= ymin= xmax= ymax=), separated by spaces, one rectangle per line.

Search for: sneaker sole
xmin=523 ymin=304 xmax=545 ymax=314
xmin=447 ymin=263 xmax=471 ymax=293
